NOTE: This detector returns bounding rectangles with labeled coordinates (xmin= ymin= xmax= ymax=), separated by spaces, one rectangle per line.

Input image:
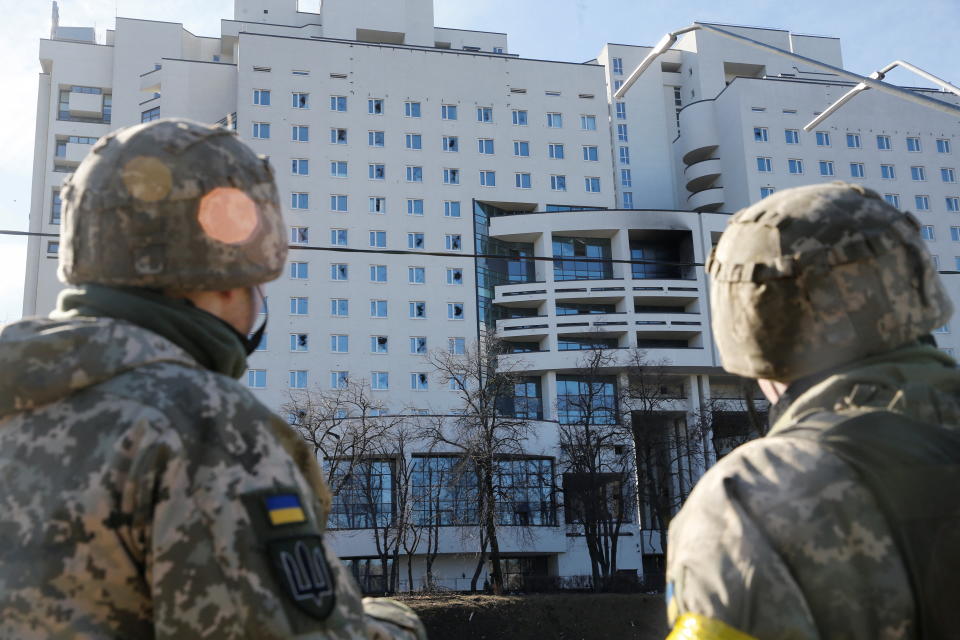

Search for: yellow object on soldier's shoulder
xmin=666 ymin=613 xmax=759 ymax=640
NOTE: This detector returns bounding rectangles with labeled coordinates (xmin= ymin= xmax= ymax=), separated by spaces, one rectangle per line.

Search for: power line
xmin=5 ymin=229 xmax=960 ymax=274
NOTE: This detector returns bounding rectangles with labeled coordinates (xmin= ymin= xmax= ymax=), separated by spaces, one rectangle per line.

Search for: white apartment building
xmin=23 ymin=2 xmax=959 ymax=590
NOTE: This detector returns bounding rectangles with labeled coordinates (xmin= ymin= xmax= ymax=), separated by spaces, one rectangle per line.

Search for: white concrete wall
xmin=321 ymin=0 xmax=435 ymax=47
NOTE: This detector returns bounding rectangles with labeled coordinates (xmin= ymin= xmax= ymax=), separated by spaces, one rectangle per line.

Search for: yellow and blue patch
xmin=265 ymin=493 xmax=307 ymax=527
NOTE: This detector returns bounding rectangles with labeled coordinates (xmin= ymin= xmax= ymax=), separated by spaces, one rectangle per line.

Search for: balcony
xmin=677 ymin=100 xmax=720 ymax=166
xmin=687 ymin=187 xmax=725 ymax=212
xmin=68 ymin=92 xmax=103 ymax=118
xmin=684 ymin=158 xmax=722 ymax=194
xmin=63 ymin=143 xmax=91 ymax=164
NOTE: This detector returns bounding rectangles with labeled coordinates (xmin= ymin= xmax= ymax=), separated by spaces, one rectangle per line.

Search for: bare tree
xmin=557 ymin=348 xmax=636 ymax=592
xmin=696 ymin=376 xmax=769 ymax=462
xmin=282 ymin=378 xmax=393 ymax=496
xmin=421 ymin=333 xmax=535 ymax=595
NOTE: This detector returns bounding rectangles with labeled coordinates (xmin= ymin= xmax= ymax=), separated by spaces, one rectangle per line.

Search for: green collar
xmin=51 ymin=284 xmax=249 ymax=379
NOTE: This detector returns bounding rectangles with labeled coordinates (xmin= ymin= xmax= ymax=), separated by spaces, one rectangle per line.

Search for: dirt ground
xmin=400 ymin=593 xmax=668 ymax=640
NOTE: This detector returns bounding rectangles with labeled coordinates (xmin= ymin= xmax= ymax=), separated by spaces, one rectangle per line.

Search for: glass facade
xmin=552 ymin=237 xmax=612 ymax=281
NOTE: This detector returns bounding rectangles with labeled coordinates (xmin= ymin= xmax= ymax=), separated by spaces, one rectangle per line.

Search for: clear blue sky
xmin=1 ymin=0 xmax=957 ymax=322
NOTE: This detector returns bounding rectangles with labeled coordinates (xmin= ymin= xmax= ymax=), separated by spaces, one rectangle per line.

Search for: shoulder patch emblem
xmin=268 ymin=535 xmax=336 ymax=621
xmin=265 ymin=493 xmax=307 ymax=526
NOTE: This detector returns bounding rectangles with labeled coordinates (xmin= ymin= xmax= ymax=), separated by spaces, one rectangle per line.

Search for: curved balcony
xmin=677 ymin=100 xmax=720 ymax=166
xmin=687 ymin=187 xmax=725 ymax=212
xmin=684 ymin=158 xmax=722 ymax=194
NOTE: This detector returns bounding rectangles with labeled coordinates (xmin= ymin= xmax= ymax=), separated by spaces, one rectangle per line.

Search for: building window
xmin=815 ymin=131 xmax=831 ymax=147
xmin=46 ymin=241 xmax=59 ymax=256
xmin=478 ymin=138 xmax=495 ymax=155
xmin=756 ymin=157 xmax=772 ymax=173
xmin=937 ymin=139 xmax=951 ymax=154
xmin=915 ymin=195 xmax=930 ymax=211
xmin=553 ymin=236 xmax=611 ymax=281
xmin=369 ymin=197 xmax=386 ymax=214
xmin=585 ymin=177 xmax=602 ymax=193
xmin=582 ymin=146 xmax=599 ymax=161
xmin=329 ymin=128 xmax=347 ymax=144
xmin=877 ymin=135 xmax=892 ymax=150
xmin=753 ymin=127 xmax=768 ymax=142
xmin=369 ymin=265 xmax=388 ymax=283
xmin=556 ymin=375 xmax=617 ymax=424
xmin=445 ymin=234 xmax=462 ymax=251
xmin=292 ymin=158 xmax=309 ymax=175
xmin=443 ymin=168 xmax=461 ymax=185
xmin=287 ymin=371 xmax=307 ymax=389
xmin=331 ymin=299 xmax=349 ymax=316
xmin=405 ymin=166 xmax=423 ymax=183
xmin=404 ymin=101 xmax=422 ymax=118
xmin=330 ymin=334 xmax=349 ymax=353
xmin=405 ymin=134 xmax=422 ymax=150
xmin=446 ymin=268 xmax=463 ymax=285
xmin=330 ymin=195 xmax=348 ymax=212
xmin=252 ymin=122 xmax=270 ymax=139
xmin=292 ymin=92 xmax=310 ymax=109
xmin=447 ymin=337 xmax=466 ymax=355
xmin=292 ymin=125 xmax=309 ymax=142
xmin=911 ymin=166 xmax=927 ymax=181
xmin=619 ymin=146 xmax=631 ymax=165
xmin=329 ymin=95 xmax=346 ymax=111
xmin=947 ymin=197 xmax=960 ymax=212
xmin=290 ymin=297 xmax=309 ymax=315
xmin=247 ymin=369 xmax=267 ymax=388
xmin=850 ymin=163 xmax=865 ymax=178
xmin=442 ymin=104 xmax=458 ymax=120
xmin=368 ymin=98 xmax=384 ymax=115
xmin=580 ymin=115 xmax=597 ymax=130
xmin=253 ymin=89 xmax=271 ymax=106
xmin=290 ymin=333 xmax=309 ymax=352
xmin=788 ymin=159 xmax=804 ymax=175
xmin=617 ymin=124 xmax=629 ymax=142
xmin=515 ymin=173 xmax=532 ymax=189
xmin=548 ymin=143 xmax=565 ymax=159
xmin=444 ymin=201 xmax=461 ymax=218
xmin=330 ymin=161 xmax=348 ymax=178
xmin=513 ymin=141 xmax=530 ymax=157
xmin=291 ymin=226 xmax=309 ymax=244
xmin=369 ymin=230 xmax=386 ymax=248
xmin=480 ymin=170 xmax=496 ymax=187
xmin=371 ymin=372 xmax=389 ymax=390
xmin=907 ymin=137 xmax=922 ymax=152
xmin=407 ymin=199 xmax=424 ymax=216
xmin=760 ymin=187 xmax=776 ymax=199
xmin=370 ymin=300 xmax=388 ymax=318
xmin=368 ymin=130 xmax=385 ymax=147
xmin=884 ymin=194 xmax=902 ymax=208
xmin=447 ymin=303 xmax=465 ymax=320
xmin=411 ymin=372 xmax=429 ymax=391
xmin=371 ymin=336 xmax=389 ymax=354
xmin=477 ymin=107 xmax=493 ymax=123
xmin=411 ymin=456 xmax=479 ymax=526
xmin=443 ymin=136 xmax=459 ymax=152
xmin=942 ymin=168 xmax=957 ymax=183
xmin=546 ymin=112 xmax=563 ymax=128
xmin=615 ymin=102 xmax=627 ymax=119
xmin=512 ymin=109 xmax=528 ymax=126
xmin=951 ymin=226 xmax=960 ymax=242
xmin=622 ymin=192 xmax=634 ymax=209
xmin=408 ymin=232 xmax=425 ymax=249
xmin=819 ymin=161 xmax=835 ymax=177
xmin=141 ymin=107 xmax=160 ymax=123
xmin=331 ymin=263 xmax=349 ymax=281
xmin=612 ymin=57 xmax=624 ymax=75
xmin=881 ymin=164 xmax=896 ymax=180
xmin=330 ymin=371 xmax=349 ymax=389
xmin=846 ymin=133 xmax=862 ymax=149
xmin=290 ymin=262 xmax=309 ymax=279
xmin=620 ymin=169 xmax=632 ymax=187
xmin=410 ymin=337 xmax=427 ymax=354
xmin=369 ymin=164 xmax=386 ymax=180
xmin=408 ymin=267 xmax=426 ymax=284
xmin=51 ymin=191 xmax=62 ymax=224
xmin=409 ymin=301 xmax=426 ymax=319
xmin=785 ymin=129 xmax=800 ymax=144
xmin=550 ymin=175 xmax=567 ymax=191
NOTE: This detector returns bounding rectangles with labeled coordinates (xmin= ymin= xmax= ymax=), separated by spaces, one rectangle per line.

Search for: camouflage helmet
xmin=58 ymin=118 xmax=286 ymax=290
xmin=707 ymin=182 xmax=952 ymax=382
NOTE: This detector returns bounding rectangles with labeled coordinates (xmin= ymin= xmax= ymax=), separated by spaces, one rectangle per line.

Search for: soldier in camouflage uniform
xmin=0 ymin=119 xmax=426 ymax=640
xmin=666 ymin=183 xmax=960 ymax=640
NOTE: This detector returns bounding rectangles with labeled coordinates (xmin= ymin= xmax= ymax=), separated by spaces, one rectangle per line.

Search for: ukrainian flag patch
xmin=265 ymin=493 xmax=307 ymax=526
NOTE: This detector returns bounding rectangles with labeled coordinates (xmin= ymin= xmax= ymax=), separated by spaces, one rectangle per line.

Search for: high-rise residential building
xmin=23 ymin=1 xmax=958 ymax=590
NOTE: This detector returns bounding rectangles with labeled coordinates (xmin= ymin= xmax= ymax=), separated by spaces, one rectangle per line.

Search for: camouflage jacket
xmin=666 ymin=344 xmax=960 ymax=639
xmin=0 ymin=316 xmax=425 ymax=639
